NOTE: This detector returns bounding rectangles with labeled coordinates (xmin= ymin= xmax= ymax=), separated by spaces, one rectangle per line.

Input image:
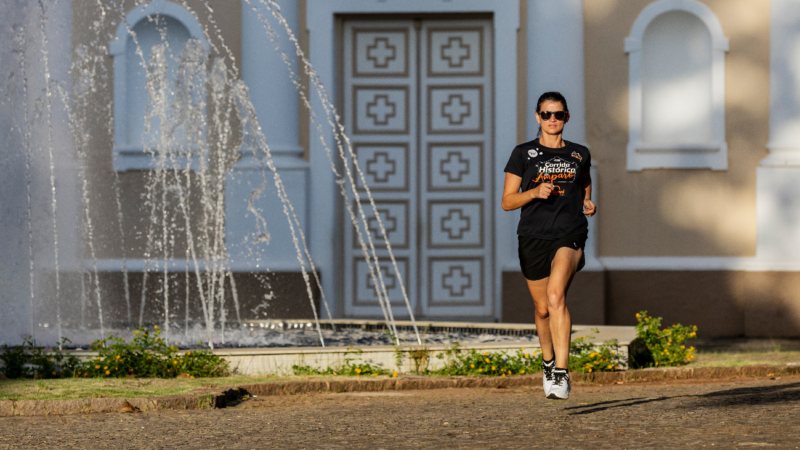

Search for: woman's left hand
xmin=583 ymin=199 xmax=596 ymax=217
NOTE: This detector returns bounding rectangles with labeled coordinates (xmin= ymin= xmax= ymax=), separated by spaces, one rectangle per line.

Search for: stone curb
xmin=1 ymin=364 xmax=798 ymax=417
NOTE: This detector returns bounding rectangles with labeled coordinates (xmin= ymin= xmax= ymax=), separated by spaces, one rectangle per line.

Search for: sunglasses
xmin=538 ymin=110 xmax=568 ymax=121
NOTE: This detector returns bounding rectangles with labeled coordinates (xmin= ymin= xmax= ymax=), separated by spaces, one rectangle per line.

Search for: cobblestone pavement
xmin=1 ymin=376 xmax=800 ymax=449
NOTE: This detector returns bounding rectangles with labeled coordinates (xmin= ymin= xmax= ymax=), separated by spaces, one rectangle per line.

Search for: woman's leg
xmin=547 ymin=247 xmax=583 ymax=369
xmin=525 ymin=277 xmax=553 ymax=361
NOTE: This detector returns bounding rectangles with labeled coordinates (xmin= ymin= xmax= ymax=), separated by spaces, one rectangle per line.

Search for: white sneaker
xmin=542 ymin=361 xmax=555 ymax=397
xmin=547 ymin=370 xmax=570 ymax=400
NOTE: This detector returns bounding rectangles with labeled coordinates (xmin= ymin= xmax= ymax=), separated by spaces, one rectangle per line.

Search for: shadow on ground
xmin=567 ymin=382 xmax=800 ymax=415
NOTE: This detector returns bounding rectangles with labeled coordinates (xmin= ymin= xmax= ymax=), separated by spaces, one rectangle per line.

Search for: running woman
xmin=501 ymin=91 xmax=595 ymax=400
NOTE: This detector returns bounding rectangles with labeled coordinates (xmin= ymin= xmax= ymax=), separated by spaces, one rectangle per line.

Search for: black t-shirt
xmin=504 ymin=138 xmax=592 ymax=240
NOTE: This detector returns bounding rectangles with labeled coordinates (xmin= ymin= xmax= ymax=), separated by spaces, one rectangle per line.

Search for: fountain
xmin=0 ymin=1 xmax=638 ymax=373
xmin=0 ymin=0 xmax=428 ymax=351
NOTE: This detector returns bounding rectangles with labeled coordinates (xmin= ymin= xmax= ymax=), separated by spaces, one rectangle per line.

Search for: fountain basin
xmin=62 ymin=322 xmax=636 ymax=375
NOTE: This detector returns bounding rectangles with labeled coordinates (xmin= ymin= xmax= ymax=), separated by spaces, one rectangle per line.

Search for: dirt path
xmin=1 ymin=376 xmax=799 ymax=449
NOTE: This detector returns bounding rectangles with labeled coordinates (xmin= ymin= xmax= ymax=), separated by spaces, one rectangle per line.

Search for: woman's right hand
xmin=530 ymin=180 xmax=554 ymax=199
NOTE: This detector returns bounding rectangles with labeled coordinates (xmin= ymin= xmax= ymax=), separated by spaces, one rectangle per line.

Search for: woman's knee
xmin=546 ymin=290 xmax=565 ymax=310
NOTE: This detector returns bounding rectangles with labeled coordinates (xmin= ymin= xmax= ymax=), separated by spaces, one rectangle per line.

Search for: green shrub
xmin=292 ymin=347 xmax=390 ymax=377
xmin=432 ymin=334 xmax=625 ymax=376
xmin=570 ymin=335 xmax=626 ymax=373
xmin=80 ymin=327 xmax=230 ymax=378
xmin=0 ymin=338 xmax=81 ymax=379
xmin=431 ymin=344 xmax=542 ymax=376
xmin=630 ymin=310 xmax=697 ymax=368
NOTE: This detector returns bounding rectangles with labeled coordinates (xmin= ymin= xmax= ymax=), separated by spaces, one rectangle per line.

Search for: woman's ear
xmin=564 ymin=113 xmax=571 ymax=124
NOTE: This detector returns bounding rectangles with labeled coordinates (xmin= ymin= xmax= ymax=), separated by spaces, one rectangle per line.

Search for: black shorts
xmin=518 ymin=232 xmax=587 ymax=281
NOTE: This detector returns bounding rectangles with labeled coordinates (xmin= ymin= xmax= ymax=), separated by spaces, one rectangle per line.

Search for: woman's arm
xmin=502 ymin=172 xmax=552 ymax=211
xmin=581 ymin=176 xmax=596 ymax=217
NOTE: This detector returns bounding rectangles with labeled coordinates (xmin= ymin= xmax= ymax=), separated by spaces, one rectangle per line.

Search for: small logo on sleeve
xmin=571 ymin=151 xmax=583 ymax=162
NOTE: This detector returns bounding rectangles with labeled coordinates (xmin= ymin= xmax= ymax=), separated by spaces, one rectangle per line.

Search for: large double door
xmin=342 ymin=17 xmax=494 ymax=319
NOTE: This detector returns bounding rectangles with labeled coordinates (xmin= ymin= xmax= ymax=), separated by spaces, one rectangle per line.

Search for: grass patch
xmin=3 ymin=352 xmax=800 ymax=402
xmin=0 ymin=374 xmax=292 ymax=401
xmin=692 ymin=351 xmax=800 ymax=368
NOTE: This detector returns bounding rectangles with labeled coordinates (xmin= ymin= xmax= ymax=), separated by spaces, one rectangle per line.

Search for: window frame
xmin=625 ymin=0 xmax=729 ymax=171
xmin=109 ymin=0 xmax=210 ymax=172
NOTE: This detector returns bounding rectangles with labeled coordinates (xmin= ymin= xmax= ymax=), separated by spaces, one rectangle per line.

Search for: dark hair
xmin=536 ymin=91 xmax=569 ymax=138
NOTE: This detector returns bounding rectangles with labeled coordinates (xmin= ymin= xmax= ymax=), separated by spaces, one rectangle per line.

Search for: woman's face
xmin=536 ymin=100 xmax=569 ymax=136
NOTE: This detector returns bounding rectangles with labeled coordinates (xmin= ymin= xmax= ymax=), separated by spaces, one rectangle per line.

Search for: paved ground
xmin=1 ymin=376 xmax=799 ymax=449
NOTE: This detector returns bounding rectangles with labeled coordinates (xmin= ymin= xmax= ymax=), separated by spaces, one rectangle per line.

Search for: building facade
xmin=2 ymin=0 xmax=799 ymax=343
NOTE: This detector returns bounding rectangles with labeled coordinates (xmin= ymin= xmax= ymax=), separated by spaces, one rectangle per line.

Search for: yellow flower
xmin=95 ymin=365 xmax=100 ymax=369
xmin=372 ymin=373 xmax=378 ymax=377
xmin=485 ymin=358 xmax=490 ymax=363
xmin=491 ymin=366 xmax=496 ymax=371
xmin=355 ymin=368 xmax=361 ymax=374
xmin=105 ymin=370 xmax=110 ymax=375
xmin=520 ymin=347 xmax=525 ymax=351
xmin=186 ymin=351 xmax=191 ymax=356
xmin=470 ymin=364 xmax=475 ymax=368
xmin=104 ymin=366 xmax=108 ymax=370
xmin=154 ymin=325 xmax=159 ymax=329
xmin=52 ymin=371 xmax=56 ymax=376
xmin=392 ymin=371 xmax=398 ymax=378
xmin=190 ymin=376 xmax=195 ymax=379
xmin=520 ymin=370 xmax=525 ymax=374
xmin=655 ymin=361 xmax=659 ymax=366
xmin=680 ymin=345 xmax=685 ymax=349
xmin=134 ymin=331 xmax=139 ymax=335
xmin=115 ymin=355 xmax=120 ymax=360
xmin=502 ymin=374 xmax=506 ymax=377
xmin=115 ymin=367 xmax=118 ymax=371
xmin=148 ymin=356 xmax=152 ymax=359
xmin=478 ymin=368 xmax=482 ymax=372
xmin=524 ymin=353 xmax=530 ymax=358
xmin=83 ymin=373 xmax=87 ymax=377
xmin=636 ymin=313 xmax=640 ymax=318
xmin=173 ymin=360 xmax=178 ymax=365
xmin=588 ymin=368 xmax=592 ymax=373
xmin=129 ymin=368 xmax=134 ymax=372
xmin=483 ymin=352 xmax=488 ymax=356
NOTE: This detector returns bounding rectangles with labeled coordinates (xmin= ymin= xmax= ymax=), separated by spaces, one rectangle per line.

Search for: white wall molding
xmin=765 ymin=0 xmax=800 ymax=167
xmin=756 ymin=0 xmax=800 ymax=263
xmin=599 ymin=256 xmax=800 ymax=272
xmin=91 ymin=259 xmax=307 ymax=273
xmin=625 ymin=0 xmax=728 ymax=171
xmin=503 ymin=256 xmax=800 ymax=272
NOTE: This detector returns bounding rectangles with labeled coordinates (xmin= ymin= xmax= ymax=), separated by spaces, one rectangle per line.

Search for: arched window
xmin=109 ymin=0 xmax=209 ymax=171
xmin=625 ymin=0 xmax=728 ymax=171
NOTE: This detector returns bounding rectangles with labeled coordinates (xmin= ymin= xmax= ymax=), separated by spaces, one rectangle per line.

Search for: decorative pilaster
xmin=226 ymin=1 xmax=309 ymax=271
xmin=756 ymin=0 xmax=800 ymax=263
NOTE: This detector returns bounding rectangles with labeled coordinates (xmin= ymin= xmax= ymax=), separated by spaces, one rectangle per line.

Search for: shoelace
xmin=543 ymin=365 xmax=554 ymax=381
xmin=552 ymin=371 xmax=569 ymax=386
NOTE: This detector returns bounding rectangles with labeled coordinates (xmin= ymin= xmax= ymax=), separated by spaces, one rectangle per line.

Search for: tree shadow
xmin=567 ymin=382 xmax=800 ymax=415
